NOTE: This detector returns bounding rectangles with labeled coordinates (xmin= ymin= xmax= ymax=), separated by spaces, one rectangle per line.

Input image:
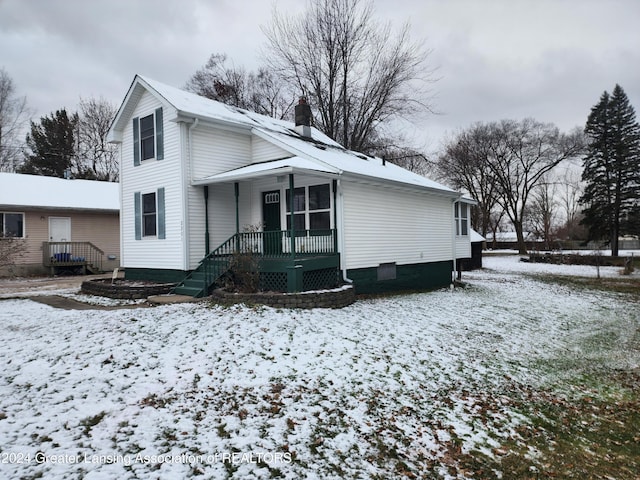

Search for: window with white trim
xmin=134 ymin=188 xmax=166 ymax=240
xmin=142 ymin=192 xmax=157 ymax=237
xmin=132 ymin=107 xmax=164 ymax=165
xmin=455 ymin=202 xmax=469 ymax=236
xmin=0 ymin=212 xmax=24 ymax=238
xmin=140 ymin=114 xmax=155 ymax=160
xmin=286 ymin=183 xmax=331 ymax=233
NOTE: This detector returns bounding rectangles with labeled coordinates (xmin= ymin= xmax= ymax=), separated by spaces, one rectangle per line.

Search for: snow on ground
xmin=485 ymin=251 xmax=640 ymax=278
xmin=0 ymin=255 xmax=638 ymax=479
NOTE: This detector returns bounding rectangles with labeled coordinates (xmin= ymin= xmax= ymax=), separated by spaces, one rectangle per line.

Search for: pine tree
xmin=19 ymin=109 xmax=78 ymax=178
xmin=580 ymin=85 xmax=640 ymax=256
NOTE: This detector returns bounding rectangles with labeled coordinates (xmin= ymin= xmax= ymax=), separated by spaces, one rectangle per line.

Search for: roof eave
xmin=108 ymin=75 xmax=178 ymax=143
xmin=192 ymin=165 xmax=339 ymax=186
xmin=339 ymin=171 xmax=462 ymax=198
xmin=0 ymin=204 xmax=119 ymax=212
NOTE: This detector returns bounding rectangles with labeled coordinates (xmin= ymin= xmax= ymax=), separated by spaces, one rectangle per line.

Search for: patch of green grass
xmin=444 ymin=369 xmax=640 ymax=479
xmin=531 ymin=273 xmax=640 ymax=297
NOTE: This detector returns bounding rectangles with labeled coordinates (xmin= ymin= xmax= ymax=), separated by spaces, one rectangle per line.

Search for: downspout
xmin=185 ymin=118 xmax=199 ymax=270
xmin=234 ymin=182 xmax=240 ymax=251
xmin=452 ymin=195 xmax=462 ymax=284
xmin=204 ymin=186 xmax=210 ymax=254
xmin=337 ymin=179 xmax=353 ymax=285
xmin=188 ymin=118 xmax=199 ymax=183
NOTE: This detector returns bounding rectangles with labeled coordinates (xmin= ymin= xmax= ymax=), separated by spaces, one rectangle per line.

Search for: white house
xmin=108 ymin=75 xmax=473 ymax=296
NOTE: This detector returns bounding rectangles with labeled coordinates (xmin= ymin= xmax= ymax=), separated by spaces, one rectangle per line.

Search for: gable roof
xmin=0 ymin=173 xmax=119 ymax=211
xmin=110 ymin=75 xmax=459 ymax=197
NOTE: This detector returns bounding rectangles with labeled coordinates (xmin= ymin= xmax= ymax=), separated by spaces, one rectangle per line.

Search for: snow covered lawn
xmin=0 ymin=255 xmax=638 ymax=479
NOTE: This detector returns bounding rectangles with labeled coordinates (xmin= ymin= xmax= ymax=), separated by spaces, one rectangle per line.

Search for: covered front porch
xmin=175 ymin=162 xmax=343 ymax=297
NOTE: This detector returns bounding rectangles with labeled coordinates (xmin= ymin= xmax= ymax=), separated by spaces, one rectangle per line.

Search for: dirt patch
xmin=0 ymin=272 xmax=121 ymax=298
xmin=29 ymin=295 xmax=151 ymax=310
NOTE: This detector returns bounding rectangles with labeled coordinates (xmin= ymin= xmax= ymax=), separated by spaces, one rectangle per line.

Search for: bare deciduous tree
xmin=186 ymin=53 xmax=294 ymax=119
xmin=0 ymin=68 xmax=31 ymax=172
xmin=0 ymin=237 xmax=27 ymax=276
xmin=370 ymin=139 xmax=431 ymax=175
xmin=556 ymin=164 xmax=585 ymax=241
xmin=438 ymin=119 xmax=584 ymax=253
xmin=486 ymin=119 xmax=584 ymax=254
xmin=75 ymin=97 xmax=119 ymax=181
xmin=436 ymin=124 xmax=502 ymax=238
xmin=262 ymin=0 xmax=434 ymax=154
xmin=524 ymin=179 xmax=558 ymax=250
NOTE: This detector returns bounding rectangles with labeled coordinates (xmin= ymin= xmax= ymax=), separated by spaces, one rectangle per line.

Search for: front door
xmin=49 ymin=217 xmax=71 ymax=258
xmin=262 ymin=191 xmax=281 ymax=255
xmin=49 ymin=217 xmax=71 ymax=242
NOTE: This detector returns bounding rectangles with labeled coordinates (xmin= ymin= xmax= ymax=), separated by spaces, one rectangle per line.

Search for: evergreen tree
xmin=19 ymin=109 xmax=78 ymax=178
xmin=580 ymin=85 xmax=640 ymax=256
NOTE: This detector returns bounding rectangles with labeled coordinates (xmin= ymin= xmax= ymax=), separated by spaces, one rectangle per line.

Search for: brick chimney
xmin=294 ymin=96 xmax=312 ymax=138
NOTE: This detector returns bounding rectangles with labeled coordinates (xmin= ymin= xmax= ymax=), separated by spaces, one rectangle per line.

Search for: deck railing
xmin=194 ymin=229 xmax=337 ymax=295
xmin=42 ymin=241 xmax=104 ymax=272
xmin=230 ymin=229 xmax=338 ymax=257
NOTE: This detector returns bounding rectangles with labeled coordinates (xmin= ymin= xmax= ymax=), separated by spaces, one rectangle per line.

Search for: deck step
xmin=172 ymin=286 xmax=205 ymax=297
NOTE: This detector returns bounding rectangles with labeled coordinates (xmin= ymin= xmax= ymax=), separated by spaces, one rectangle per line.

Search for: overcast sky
xmin=1 ymin=0 xmax=639 ymax=154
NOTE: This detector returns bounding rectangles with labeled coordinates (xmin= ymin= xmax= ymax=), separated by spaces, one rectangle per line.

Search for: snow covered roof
xmin=0 ymin=173 xmax=119 ymax=211
xmin=111 ymin=75 xmax=460 ymax=196
xmin=252 ymin=128 xmax=457 ymax=195
xmin=193 ymin=157 xmax=340 ymax=185
xmin=470 ymin=229 xmax=485 ymax=243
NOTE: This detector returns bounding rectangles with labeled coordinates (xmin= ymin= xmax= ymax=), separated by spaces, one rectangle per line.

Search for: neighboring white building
xmin=0 ymin=173 xmax=120 ymax=276
xmin=108 ymin=75 xmax=473 ymax=295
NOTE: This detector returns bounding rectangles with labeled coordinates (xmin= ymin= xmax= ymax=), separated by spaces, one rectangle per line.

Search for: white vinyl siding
xmin=120 ymin=91 xmax=184 ymax=270
xmin=456 ymin=236 xmax=472 ymax=259
xmin=251 ymin=137 xmax=290 ymax=163
xmin=190 ymin=126 xmax=251 ymax=180
xmin=188 ymin=182 xmax=253 ymax=269
xmin=342 ymin=181 xmax=454 ymax=270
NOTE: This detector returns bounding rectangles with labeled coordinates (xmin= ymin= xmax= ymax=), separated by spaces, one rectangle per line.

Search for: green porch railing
xmin=173 ymin=229 xmax=337 ymax=297
xmin=235 ymin=229 xmax=337 ymax=257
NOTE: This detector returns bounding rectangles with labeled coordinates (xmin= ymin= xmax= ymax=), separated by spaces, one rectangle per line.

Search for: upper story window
xmin=455 ymin=202 xmax=469 ymax=236
xmin=133 ymin=107 xmax=164 ymax=165
xmin=0 ymin=212 xmax=24 ymax=238
xmin=140 ymin=114 xmax=155 ymax=160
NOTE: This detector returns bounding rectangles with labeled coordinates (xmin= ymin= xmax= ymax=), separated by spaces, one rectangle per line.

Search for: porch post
xmin=288 ymin=174 xmax=295 ymax=258
xmin=287 ymin=173 xmax=302 ymax=292
xmin=234 ymin=182 xmax=240 ymax=235
xmin=204 ymin=186 xmax=210 ymax=255
xmin=234 ymin=182 xmax=240 ymax=251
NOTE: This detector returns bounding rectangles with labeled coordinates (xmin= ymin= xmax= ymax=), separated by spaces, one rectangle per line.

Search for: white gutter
xmin=188 ymin=118 xmax=200 ymax=183
xmin=182 ymin=118 xmax=199 ymax=270
xmin=451 ymin=194 xmax=463 ymax=283
xmin=336 ymin=179 xmax=353 ymax=286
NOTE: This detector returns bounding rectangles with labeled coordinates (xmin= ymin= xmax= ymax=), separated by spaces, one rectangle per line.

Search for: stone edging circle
xmin=211 ymin=285 xmax=355 ymax=309
xmin=81 ymin=278 xmax=176 ymax=300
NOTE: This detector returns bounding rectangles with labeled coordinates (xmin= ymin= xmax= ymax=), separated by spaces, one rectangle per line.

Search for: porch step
xmin=86 ymin=263 xmax=101 ymax=274
xmin=172 ymin=285 xmax=205 ymax=297
xmin=172 ymin=254 xmax=230 ymax=298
